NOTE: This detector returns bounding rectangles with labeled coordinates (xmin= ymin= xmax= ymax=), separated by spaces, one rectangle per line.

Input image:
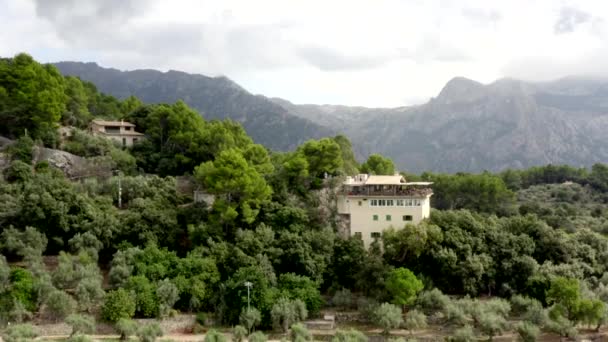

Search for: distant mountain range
xmin=54 ymin=62 xmax=608 ymax=173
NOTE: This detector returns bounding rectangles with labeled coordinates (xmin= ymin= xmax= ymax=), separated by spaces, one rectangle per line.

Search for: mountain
xmin=53 ymin=62 xmax=334 ymax=151
xmin=273 ymin=76 xmax=608 ymax=173
xmin=54 ymin=61 xmax=608 ymax=173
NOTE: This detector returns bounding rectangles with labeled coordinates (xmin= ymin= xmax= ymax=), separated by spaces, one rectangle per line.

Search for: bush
xmin=357 ymin=297 xmax=379 ymax=320
xmin=545 ymin=315 xmax=577 ymax=339
xmin=271 ymin=298 xmax=308 ymax=333
xmin=232 ymin=325 xmax=247 ymax=342
xmin=333 ymin=288 xmax=354 ymax=310
xmin=478 ymin=312 xmax=508 ymax=341
xmin=2 ymin=323 xmax=37 ymax=342
xmin=204 ymin=329 xmax=227 ymax=342
xmin=102 ymin=288 xmax=136 ymax=322
xmin=290 ymin=323 xmax=312 ymax=342
xmin=372 ymin=303 xmax=403 ymax=335
xmin=44 ymin=289 xmax=77 ymax=321
xmin=116 ymin=318 xmax=138 ymax=341
xmin=416 ymin=288 xmax=450 ymax=314
xmin=3 ymin=160 xmax=32 ymax=182
xmin=332 ymin=329 xmax=368 ymax=342
xmin=515 ymin=322 xmax=540 ymax=342
xmin=248 ymin=331 xmax=268 ymax=342
xmin=443 ymin=302 xmax=468 ymax=326
xmin=8 ymin=135 xmax=34 ymax=163
xmin=446 ymin=325 xmax=475 ymax=342
xmin=65 ymin=314 xmax=96 ymax=337
xmin=68 ymin=335 xmax=93 ymax=342
xmin=404 ymin=310 xmax=427 ymax=335
xmin=137 ymin=322 xmax=163 ymax=342
xmin=196 ymin=312 xmax=208 ymax=325
xmin=240 ymin=307 xmax=261 ymax=333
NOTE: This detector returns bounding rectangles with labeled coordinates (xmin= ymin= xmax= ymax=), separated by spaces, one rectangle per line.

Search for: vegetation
xmin=5 ymin=53 xmax=608 ymax=340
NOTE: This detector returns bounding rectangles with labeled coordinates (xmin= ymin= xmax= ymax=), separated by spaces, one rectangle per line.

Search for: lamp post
xmin=244 ymin=281 xmax=253 ymax=310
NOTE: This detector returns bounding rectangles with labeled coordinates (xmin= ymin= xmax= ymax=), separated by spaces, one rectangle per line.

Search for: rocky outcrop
xmin=33 ymin=146 xmax=86 ymax=178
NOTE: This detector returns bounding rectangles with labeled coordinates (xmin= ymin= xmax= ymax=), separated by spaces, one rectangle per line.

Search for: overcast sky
xmin=2 ymin=0 xmax=608 ymax=107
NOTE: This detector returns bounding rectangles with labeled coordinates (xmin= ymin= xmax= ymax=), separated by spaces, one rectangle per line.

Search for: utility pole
xmin=244 ymin=281 xmax=253 ymax=310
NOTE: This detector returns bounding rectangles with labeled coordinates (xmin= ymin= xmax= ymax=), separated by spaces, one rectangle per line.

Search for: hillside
xmin=53 ymin=62 xmax=334 ymax=151
xmin=276 ymin=76 xmax=608 ymax=173
xmin=54 ymin=60 xmax=608 ymax=173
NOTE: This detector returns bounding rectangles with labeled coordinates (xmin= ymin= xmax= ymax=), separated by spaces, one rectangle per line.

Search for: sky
xmin=2 ymin=0 xmax=608 ymax=107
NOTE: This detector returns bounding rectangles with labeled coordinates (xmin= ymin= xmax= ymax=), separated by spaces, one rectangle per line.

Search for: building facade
xmin=90 ymin=119 xmax=144 ymax=147
xmin=337 ymin=174 xmax=433 ymax=247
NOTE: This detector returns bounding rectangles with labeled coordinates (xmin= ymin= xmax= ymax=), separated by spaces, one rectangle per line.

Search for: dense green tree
xmin=0 ymin=53 xmax=66 ymax=145
xmin=271 ymin=297 xmax=308 ymax=333
xmin=333 ymin=135 xmax=359 ymax=175
xmin=360 ymin=154 xmax=395 ymax=175
xmin=195 ymin=148 xmax=272 ymax=226
xmin=44 ymin=289 xmax=76 ymax=321
xmin=156 ymin=278 xmax=179 ymax=318
xmin=102 ymin=288 xmax=136 ymax=322
xmin=386 ymin=268 xmax=424 ymax=308
xmin=298 ymin=138 xmax=343 ymax=180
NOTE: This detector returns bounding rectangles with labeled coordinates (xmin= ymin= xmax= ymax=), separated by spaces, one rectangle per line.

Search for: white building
xmin=337 ymin=174 xmax=433 ymax=247
xmin=90 ymin=119 xmax=144 ymax=147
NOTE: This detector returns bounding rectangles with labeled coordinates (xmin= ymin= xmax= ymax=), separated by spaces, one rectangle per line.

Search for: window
xmin=386 ymin=199 xmax=394 ymax=206
xmin=370 ymin=199 xmax=378 ymax=207
xmin=405 ymin=199 xmax=413 ymax=206
xmin=358 ymin=201 xmax=362 ymax=206
xmin=354 ymin=232 xmax=362 ymax=239
xmin=125 ymin=126 xmax=131 ymax=131
xmin=379 ymin=199 xmax=386 ymax=206
xmin=414 ymin=199 xmax=421 ymax=206
xmin=373 ymin=215 xmax=378 ymax=221
xmin=386 ymin=215 xmax=391 ymax=221
xmin=122 ymin=138 xmax=126 ymax=147
xmin=396 ymin=199 xmax=404 ymax=206
xmin=371 ymin=232 xmax=381 ymax=239
xmin=403 ymin=215 xmax=413 ymax=221
xmin=133 ymin=138 xmax=138 ymax=144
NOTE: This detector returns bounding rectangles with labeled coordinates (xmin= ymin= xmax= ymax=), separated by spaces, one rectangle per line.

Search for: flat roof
xmin=92 ymin=119 xmax=136 ymax=127
xmin=344 ymin=174 xmax=433 ymax=186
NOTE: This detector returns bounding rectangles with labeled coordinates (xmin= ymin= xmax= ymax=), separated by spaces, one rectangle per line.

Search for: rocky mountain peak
xmin=436 ymin=76 xmax=486 ymax=104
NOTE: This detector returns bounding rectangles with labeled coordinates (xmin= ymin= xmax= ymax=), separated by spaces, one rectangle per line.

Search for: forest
xmin=3 ymin=53 xmax=608 ymax=341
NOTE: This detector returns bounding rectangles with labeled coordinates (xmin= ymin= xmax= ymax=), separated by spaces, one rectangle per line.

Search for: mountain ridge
xmin=52 ymin=61 xmax=608 ymax=173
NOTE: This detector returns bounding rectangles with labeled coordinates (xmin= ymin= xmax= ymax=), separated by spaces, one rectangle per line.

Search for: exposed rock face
xmin=33 ymin=147 xmax=86 ymax=178
xmin=51 ymin=60 xmax=608 ymax=172
xmin=53 ymin=62 xmax=334 ymax=151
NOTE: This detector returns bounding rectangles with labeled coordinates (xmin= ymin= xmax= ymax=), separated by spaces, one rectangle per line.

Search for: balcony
xmin=343 ymin=186 xmax=433 ymax=197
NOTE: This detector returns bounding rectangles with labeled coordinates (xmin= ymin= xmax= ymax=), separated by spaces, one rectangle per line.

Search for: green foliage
xmin=271 ymin=297 xmax=308 ymax=333
xmin=477 ymin=312 xmax=508 ymax=341
xmin=240 ymin=307 xmax=262 ymax=334
xmin=156 ymin=278 xmax=179 ymax=318
xmin=137 ymin=322 xmax=163 ymax=342
xmin=44 ymin=289 xmax=76 ymax=321
xmin=385 ymin=268 xmax=424 ymax=307
xmin=545 ymin=315 xmax=577 ymax=339
xmin=125 ymin=275 xmax=159 ymax=318
xmin=360 ymin=154 xmax=395 ymax=175
xmin=404 ymin=310 xmax=427 ymax=334
xmin=102 ymin=288 xmax=136 ymax=322
xmin=277 ymin=273 xmax=322 ymax=315
xmin=415 ymin=288 xmax=450 ymax=314
xmin=373 ymin=303 xmax=403 ymax=335
xmin=332 ymin=288 xmax=354 ymax=310
xmin=290 ymin=323 xmax=312 ymax=342
xmin=332 ymin=329 xmax=368 ymax=342
xmin=3 ymin=160 xmax=32 ymax=183
xmin=7 ymin=135 xmax=35 ymax=164
xmin=8 ymin=267 xmax=37 ymax=312
xmin=446 ymin=325 xmax=475 ymax=342
xmin=204 ymin=329 xmax=227 ymax=342
xmin=515 ymin=322 xmax=539 ymax=342
xmin=248 ymin=331 xmax=267 ymax=342
xmin=298 ymin=138 xmax=343 ymax=180
xmin=1 ymin=323 xmax=37 ymax=342
xmin=65 ymin=313 xmax=96 ymax=337
xmin=0 ymin=53 xmax=66 ymax=144
xmin=232 ymin=325 xmax=247 ymax=342
xmin=116 ymin=318 xmax=138 ymax=341
xmin=333 ymin=135 xmax=359 ymax=175
xmin=195 ymin=148 xmax=272 ymax=226
xmin=67 ymin=335 xmax=93 ymax=342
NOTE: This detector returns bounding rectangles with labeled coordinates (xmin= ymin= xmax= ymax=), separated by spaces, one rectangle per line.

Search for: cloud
xmin=296 ymin=46 xmax=392 ymax=71
xmin=554 ymin=7 xmax=591 ymax=34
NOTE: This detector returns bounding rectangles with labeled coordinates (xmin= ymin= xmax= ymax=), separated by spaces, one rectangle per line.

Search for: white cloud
xmin=2 ymin=0 xmax=608 ymax=106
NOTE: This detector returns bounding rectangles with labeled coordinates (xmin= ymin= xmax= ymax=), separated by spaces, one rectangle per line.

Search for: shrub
xmin=66 ymin=314 xmax=96 ymax=337
xmin=271 ymin=298 xmax=308 ymax=332
xmin=333 ymin=288 xmax=354 ymax=310
xmin=443 ymin=302 xmax=468 ymax=326
xmin=232 ymin=325 xmax=247 ymax=342
xmin=68 ymin=335 xmax=93 ymax=342
xmin=204 ymin=329 xmax=227 ymax=342
xmin=240 ymin=307 xmax=261 ymax=333
xmin=248 ymin=331 xmax=268 ymax=342
xmin=116 ymin=318 xmax=138 ymax=341
xmin=332 ymin=329 xmax=368 ymax=342
xmin=290 ymin=323 xmax=312 ymax=342
xmin=2 ymin=323 xmax=37 ymax=342
xmin=404 ymin=310 xmax=427 ymax=335
xmin=515 ymin=322 xmax=540 ymax=342
xmin=156 ymin=278 xmax=179 ymax=318
xmin=446 ymin=325 xmax=475 ymax=342
xmin=357 ymin=297 xmax=379 ymax=320
xmin=44 ymin=289 xmax=77 ymax=321
xmin=416 ymin=288 xmax=450 ymax=313
xmin=137 ymin=322 xmax=163 ymax=342
xmin=478 ymin=312 xmax=508 ymax=341
xmin=102 ymin=288 xmax=136 ymax=322
xmin=545 ymin=315 xmax=577 ymax=339
xmin=372 ymin=303 xmax=403 ymax=335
